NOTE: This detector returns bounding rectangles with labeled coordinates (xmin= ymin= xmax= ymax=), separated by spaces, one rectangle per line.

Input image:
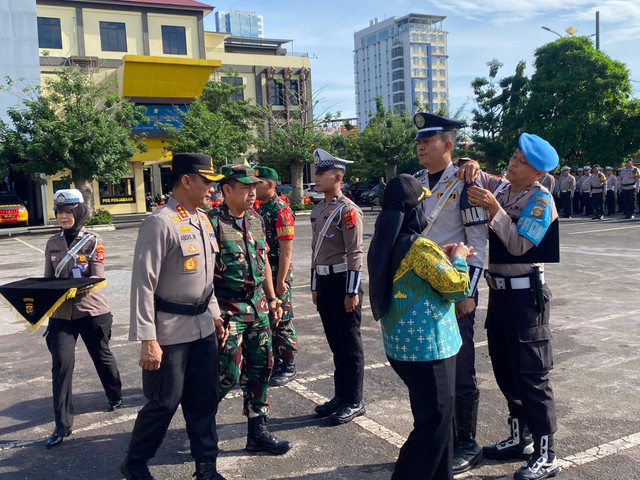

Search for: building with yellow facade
xmin=33 ymin=0 xmax=311 ymax=222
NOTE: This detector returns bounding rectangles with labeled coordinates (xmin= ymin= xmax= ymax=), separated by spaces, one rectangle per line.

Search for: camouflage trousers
xmin=218 ymin=312 xmax=273 ymax=418
xmin=271 ymin=283 xmax=298 ymax=361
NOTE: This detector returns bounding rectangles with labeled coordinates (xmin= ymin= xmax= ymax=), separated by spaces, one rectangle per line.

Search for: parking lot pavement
xmin=1 ymin=214 xmax=640 ymax=479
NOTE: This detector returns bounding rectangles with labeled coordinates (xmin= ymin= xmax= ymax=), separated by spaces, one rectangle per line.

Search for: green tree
xmin=525 ymin=36 xmax=639 ymax=166
xmin=0 ymin=69 xmax=147 ymax=213
xmin=359 ymin=96 xmax=416 ymax=181
xmin=326 ymin=128 xmax=363 ymax=182
xmin=160 ymin=74 xmax=264 ymax=167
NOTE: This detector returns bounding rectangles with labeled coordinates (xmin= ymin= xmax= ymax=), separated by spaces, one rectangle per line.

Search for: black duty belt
xmin=214 ymin=287 xmax=259 ymax=301
xmin=155 ymin=290 xmax=213 ymax=316
xmin=622 ymin=183 xmax=635 ymax=187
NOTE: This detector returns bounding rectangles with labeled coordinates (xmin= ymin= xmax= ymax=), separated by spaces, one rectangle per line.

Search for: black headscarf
xmin=367 ymin=174 xmax=430 ymax=321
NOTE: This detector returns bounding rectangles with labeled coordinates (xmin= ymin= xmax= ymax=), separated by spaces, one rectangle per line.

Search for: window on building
xmin=37 ymin=17 xmax=62 ymax=49
xmin=162 ymin=25 xmax=187 ymax=55
xmin=221 ymin=76 xmax=244 ymax=102
xmin=100 ymin=21 xmax=127 ymax=52
xmin=270 ymin=79 xmax=284 ymax=106
xmin=288 ymin=79 xmax=299 ymax=105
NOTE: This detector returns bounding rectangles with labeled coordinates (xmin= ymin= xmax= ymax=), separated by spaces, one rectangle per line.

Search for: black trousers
xmin=316 ymin=273 xmax=364 ymax=404
xmin=389 ymin=356 xmax=456 ymax=480
xmin=606 ymin=191 xmax=616 ymax=216
xmin=127 ymin=334 xmax=220 ymax=464
xmin=46 ymin=313 xmax=122 ymax=431
xmin=485 ymin=287 xmax=557 ymax=436
xmin=592 ymin=192 xmax=604 ymax=217
xmin=455 ymin=293 xmax=478 ymax=398
xmin=582 ymin=192 xmax=592 ymax=216
xmin=560 ymin=191 xmax=572 ymax=217
xmin=622 ymin=189 xmax=636 ymax=216
xmin=572 ymin=190 xmax=581 ymax=215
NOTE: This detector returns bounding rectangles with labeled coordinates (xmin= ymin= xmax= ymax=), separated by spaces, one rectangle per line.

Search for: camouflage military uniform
xmin=258 ymin=193 xmax=297 ymax=361
xmin=208 ymin=203 xmax=272 ymax=418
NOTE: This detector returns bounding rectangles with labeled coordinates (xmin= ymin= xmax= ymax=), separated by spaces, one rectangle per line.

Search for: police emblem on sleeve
xmin=343 ymin=209 xmax=356 ymax=230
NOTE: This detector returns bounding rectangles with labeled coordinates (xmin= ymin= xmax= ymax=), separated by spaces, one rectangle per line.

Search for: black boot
xmin=120 ymin=459 xmax=156 ymax=480
xmin=246 ymin=416 xmax=292 ymax=455
xmin=483 ymin=416 xmax=534 ymax=460
xmin=269 ymin=357 xmax=297 ymax=386
xmin=193 ymin=458 xmax=227 ymax=480
xmin=452 ymin=391 xmax=482 ymax=473
xmin=514 ymin=434 xmax=560 ymax=480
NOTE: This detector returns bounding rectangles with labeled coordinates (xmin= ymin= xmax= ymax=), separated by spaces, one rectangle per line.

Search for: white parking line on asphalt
xmin=12 ymin=237 xmax=45 ymax=254
xmin=566 ymin=224 xmax=640 ymax=235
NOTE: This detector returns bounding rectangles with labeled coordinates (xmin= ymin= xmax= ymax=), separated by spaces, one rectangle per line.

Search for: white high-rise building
xmin=354 ymin=14 xmax=448 ymax=128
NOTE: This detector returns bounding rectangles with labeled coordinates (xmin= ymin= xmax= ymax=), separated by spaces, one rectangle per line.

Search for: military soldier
xmin=580 ymin=165 xmax=592 ymax=216
xmin=255 ymin=166 xmax=298 ymax=386
xmin=573 ymin=168 xmax=583 ymax=215
xmin=588 ymin=165 xmax=607 ymax=220
xmin=412 ymin=113 xmax=488 ymax=473
xmin=620 ymin=157 xmax=640 ymax=219
xmin=208 ymin=165 xmax=292 ymax=455
xmin=605 ymin=166 xmax=617 ymax=216
xmin=311 ymin=149 xmax=366 ymax=425
xmin=123 ymin=153 xmax=227 ymax=480
xmin=558 ymin=166 xmax=575 ymax=218
xmin=468 ymin=133 xmax=560 ymax=480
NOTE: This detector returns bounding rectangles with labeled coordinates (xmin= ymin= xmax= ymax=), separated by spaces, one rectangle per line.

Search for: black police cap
xmin=414 ymin=113 xmax=464 ymax=140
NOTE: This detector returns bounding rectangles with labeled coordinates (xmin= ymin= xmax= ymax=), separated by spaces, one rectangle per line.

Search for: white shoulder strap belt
xmin=423 ymin=178 xmax=461 ymax=236
xmin=312 ymin=204 xmax=346 ymax=264
xmin=54 ymin=233 xmax=94 ymax=278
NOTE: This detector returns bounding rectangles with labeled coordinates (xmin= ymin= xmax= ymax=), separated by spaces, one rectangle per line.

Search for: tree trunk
xmin=385 ymin=163 xmax=397 ymax=182
xmin=73 ymin=176 xmax=95 ymax=215
xmin=290 ymin=160 xmax=304 ymax=205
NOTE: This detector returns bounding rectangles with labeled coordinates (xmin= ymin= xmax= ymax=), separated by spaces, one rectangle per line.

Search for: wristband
xmin=267 ymin=297 xmax=277 ymax=303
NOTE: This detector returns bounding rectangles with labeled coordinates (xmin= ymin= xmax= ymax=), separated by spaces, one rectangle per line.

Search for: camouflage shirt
xmin=208 ymin=203 xmax=269 ymax=321
xmin=257 ymin=193 xmax=294 ymax=281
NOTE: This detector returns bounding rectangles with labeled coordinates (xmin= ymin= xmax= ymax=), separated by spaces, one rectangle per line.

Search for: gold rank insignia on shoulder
xmin=176 ymin=204 xmax=188 ymax=219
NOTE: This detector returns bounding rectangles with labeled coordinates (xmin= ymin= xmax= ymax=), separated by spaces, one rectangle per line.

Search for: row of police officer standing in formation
xmin=557 ymin=159 xmax=640 ymax=219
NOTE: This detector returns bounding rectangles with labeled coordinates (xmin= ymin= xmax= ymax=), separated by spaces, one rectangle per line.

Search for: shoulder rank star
xmin=176 ymin=204 xmax=188 ymax=220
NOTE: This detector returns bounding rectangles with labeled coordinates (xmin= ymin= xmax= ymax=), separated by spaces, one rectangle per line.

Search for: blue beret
xmin=519 ymin=133 xmax=559 ymax=172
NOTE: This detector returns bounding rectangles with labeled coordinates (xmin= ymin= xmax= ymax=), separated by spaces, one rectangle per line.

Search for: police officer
xmin=588 ymin=165 xmax=606 ymax=220
xmin=208 ymin=165 xmax=292 ymax=455
xmin=558 ymin=166 xmax=575 ymax=218
xmin=255 ymin=166 xmax=298 ymax=386
xmin=581 ymin=165 xmax=592 ymax=216
xmin=412 ymin=113 xmax=488 ymax=473
xmin=310 ymin=149 xmax=366 ymax=425
xmin=605 ymin=166 xmax=617 ymax=216
xmin=467 ymin=133 xmax=560 ymax=480
xmin=123 ymin=153 xmax=227 ymax=480
xmin=620 ymin=157 xmax=640 ymax=218
xmin=573 ymin=168 xmax=584 ymax=215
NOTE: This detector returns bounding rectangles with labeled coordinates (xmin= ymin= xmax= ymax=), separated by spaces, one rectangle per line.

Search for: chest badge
xmin=188 ymin=244 xmax=198 ymax=253
xmin=184 ymin=258 xmax=197 ymax=271
xmin=180 ymin=225 xmax=191 ymax=232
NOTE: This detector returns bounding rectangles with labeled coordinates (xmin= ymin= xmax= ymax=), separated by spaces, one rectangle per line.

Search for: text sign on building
xmin=132 ymin=104 xmax=189 ymax=133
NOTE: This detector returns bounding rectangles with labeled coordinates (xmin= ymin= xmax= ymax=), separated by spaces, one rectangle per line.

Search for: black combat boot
xmin=193 ymin=458 xmax=227 ymax=480
xmin=246 ymin=416 xmax=292 ymax=455
xmin=452 ymin=391 xmax=482 ymax=473
xmin=269 ymin=357 xmax=297 ymax=386
xmin=514 ymin=434 xmax=560 ymax=480
xmin=120 ymin=459 xmax=156 ymax=480
xmin=483 ymin=416 xmax=534 ymax=460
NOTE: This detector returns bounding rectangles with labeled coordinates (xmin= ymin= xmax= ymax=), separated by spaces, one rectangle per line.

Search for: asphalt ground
xmin=1 ymin=212 xmax=639 ymax=480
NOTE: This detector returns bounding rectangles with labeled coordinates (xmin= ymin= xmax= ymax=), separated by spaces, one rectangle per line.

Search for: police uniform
xmin=588 ymin=166 xmax=606 ymax=219
xmin=573 ymin=168 xmax=584 ymax=215
xmin=412 ymin=112 xmax=488 ymax=474
xmin=44 ymin=189 xmax=122 ymax=448
xmin=580 ymin=166 xmax=592 ymax=216
xmin=310 ymin=149 xmax=366 ymax=424
xmin=124 ymin=154 xmax=225 ymax=479
xmin=620 ymin=159 xmax=640 ymax=218
xmin=256 ymin=166 xmax=298 ymax=386
xmin=208 ymin=164 xmax=292 ymax=456
xmin=558 ymin=167 xmax=575 ymax=218
xmin=605 ymin=167 xmax=617 ymax=216
xmin=479 ymin=134 xmax=560 ymax=480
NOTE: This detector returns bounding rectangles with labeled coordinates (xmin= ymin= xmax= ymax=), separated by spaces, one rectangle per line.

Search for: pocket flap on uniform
xmin=180 ymin=241 xmax=202 ymax=257
xmin=518 ymin=325 xmax=551 ymax=343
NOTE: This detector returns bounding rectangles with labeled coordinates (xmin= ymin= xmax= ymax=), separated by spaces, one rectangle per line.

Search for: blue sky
xmin=202 ymin=0 xmax=639 ymax=123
